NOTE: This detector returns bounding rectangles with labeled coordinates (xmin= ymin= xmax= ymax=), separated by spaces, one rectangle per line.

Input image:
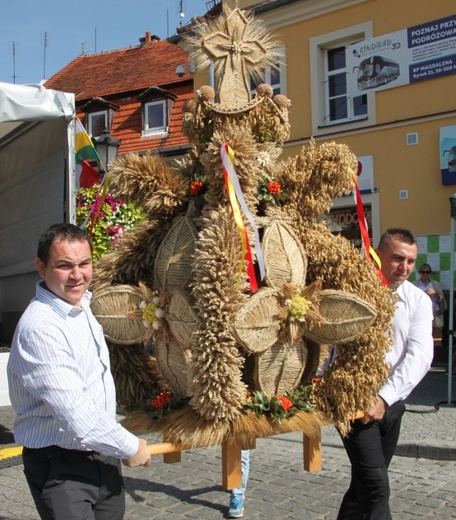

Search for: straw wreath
xmin=92 ymin=6 xmax=396 ymax=442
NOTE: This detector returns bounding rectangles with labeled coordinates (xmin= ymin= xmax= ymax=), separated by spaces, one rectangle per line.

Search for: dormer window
xmin=88 ymin=111 xmax=108 ymax=137
xmin=81 ymin=98 xmax=119 ymax=138
xmin=139 ymin=86 xmax=177 ymax=138
xmin=144 ymin=100 xmax=167 ymax=134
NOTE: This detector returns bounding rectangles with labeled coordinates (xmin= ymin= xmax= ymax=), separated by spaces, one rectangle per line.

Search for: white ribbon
xmin=220 ymin=143 xmax=265 ymax=281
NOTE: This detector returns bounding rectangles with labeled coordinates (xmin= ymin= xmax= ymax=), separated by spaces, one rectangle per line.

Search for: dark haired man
xmin=337 ymin=228 xmax=434 ymax=519
xmin=8 ymin=223 xmax=151 ymax=520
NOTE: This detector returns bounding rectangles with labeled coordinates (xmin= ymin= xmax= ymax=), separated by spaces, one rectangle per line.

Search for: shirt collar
xmin=36 ymin=280 xmax=92 ymax=318
xmin=394 ymin=280 xmax=408 ymax=302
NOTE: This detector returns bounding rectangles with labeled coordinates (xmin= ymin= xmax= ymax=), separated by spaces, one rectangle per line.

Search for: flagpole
xmin=67 ymin=107 xmax=76 ymax=224
xmin=448 ymin=196 xmax=456 ymax=405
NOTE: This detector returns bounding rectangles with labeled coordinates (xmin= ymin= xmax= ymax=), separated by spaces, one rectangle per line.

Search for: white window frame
xmin=88 ymin=110 xmax=108 ymax=137
xmin=143 ymin=99 xmax=168 ymax=136
xmin=325 ymin=46 xmax=369 ymax=124
xmin=310 ymin=22 xmax=375 ymax=136
xmin=249 ymin=47 xmax=287 ymax=97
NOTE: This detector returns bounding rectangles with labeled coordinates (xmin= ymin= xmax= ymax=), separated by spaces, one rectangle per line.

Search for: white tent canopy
xmin=0 ymin=81 xmax=74 ymax=125
xmin=0 ymin=82 xmax=75 ymax=342
xmin=0 ymin=82 xmax=74 ymax=144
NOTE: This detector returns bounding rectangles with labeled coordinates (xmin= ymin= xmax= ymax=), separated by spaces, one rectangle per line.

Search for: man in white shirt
xmin=337 ymin=228 xmax=434 ymax=520
xmin=8 ymin=223 xmax=151 ymax=520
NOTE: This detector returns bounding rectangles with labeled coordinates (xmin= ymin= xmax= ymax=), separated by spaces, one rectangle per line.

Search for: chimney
xmin=139 ymin=32 xmax=160 ymax=45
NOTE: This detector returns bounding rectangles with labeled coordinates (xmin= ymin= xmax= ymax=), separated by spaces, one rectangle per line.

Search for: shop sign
xmin=325 ymin=204 xmax=372 ymax=251
xmin=347 ymin=14 xmax=456 ymax=98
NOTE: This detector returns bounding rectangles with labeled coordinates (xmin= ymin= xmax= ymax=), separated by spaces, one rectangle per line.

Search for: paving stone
xmin=1 ymin=368 xmax=456 ymax=518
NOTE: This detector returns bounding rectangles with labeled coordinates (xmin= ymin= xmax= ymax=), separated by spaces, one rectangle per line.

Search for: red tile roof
xmin=45 ymin=36 xmax=194 ymax=156
xmin=46 ymin=38 xmax=193 ymax=99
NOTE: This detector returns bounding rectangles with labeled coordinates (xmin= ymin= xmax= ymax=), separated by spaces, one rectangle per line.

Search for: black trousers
xmin=337 ymin=400 xmax=406 ymax=520
xmin=22 ymin=445 xmax=125 ymax=520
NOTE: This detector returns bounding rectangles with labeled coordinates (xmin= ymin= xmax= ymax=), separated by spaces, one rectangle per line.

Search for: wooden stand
xmin=147 ymin=428 xmax=322 ymax=489
xmin=303 ymin=429 xmax=322 ymax=472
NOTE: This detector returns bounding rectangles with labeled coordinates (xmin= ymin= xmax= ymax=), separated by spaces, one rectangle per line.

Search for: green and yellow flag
xmin=75 ymin=118 xmax=99 ymax=164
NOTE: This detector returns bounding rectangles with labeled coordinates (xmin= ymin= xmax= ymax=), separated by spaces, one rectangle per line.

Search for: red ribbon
xmin=353 ymin=169 xmax=388 ymax=286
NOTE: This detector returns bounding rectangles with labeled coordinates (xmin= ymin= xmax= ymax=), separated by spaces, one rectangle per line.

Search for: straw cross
xmin=201 ymin=8 xmax=267 ymax=106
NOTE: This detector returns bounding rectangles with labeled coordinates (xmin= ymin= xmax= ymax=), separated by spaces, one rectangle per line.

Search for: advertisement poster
xmin=347 ymin=14 xmax=456 ymax=99
xmin=440 ymin=125 xmax=456 ymax=186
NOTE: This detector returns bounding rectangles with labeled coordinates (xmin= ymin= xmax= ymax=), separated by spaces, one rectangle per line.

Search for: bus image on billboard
xmin=443 ymin=146 xmax=456 ymax=173
xmin=355 ymin=56 xmax=400 ymax=90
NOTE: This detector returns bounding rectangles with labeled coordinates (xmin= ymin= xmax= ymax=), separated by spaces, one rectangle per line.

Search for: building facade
xmin=205 ymin=0 xmax=456 ymax=288
xmin=45 ymin=32 xmax=195 ymax=161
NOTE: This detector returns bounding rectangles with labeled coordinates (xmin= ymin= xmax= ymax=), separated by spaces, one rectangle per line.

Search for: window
xmin=144 ymin=100 xmax=167 ymax=135
xmin=325 ymin=46 xmax=367 ymax=123
xmin=139 ymin=87 xmax=176 ymax=137
xmin=249 ymin=47 xmax=287 ymax=97
xmin=88 ymin=111 xmax=108 ymax=137
xmin=310 ymin=22 xmax=374 ymax=135
xmin=82 ymin=99 xmax=118 ymax=138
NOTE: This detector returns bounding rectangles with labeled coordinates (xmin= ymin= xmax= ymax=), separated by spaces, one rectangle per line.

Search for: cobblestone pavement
xmin=1 ymin=364 xmax=455 ymax=519
xmin=1 ymin=435 xmax=456 ymax=520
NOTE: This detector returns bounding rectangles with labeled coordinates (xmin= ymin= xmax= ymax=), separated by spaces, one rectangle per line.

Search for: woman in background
xmin=413 ymin=263 xmax=447 ymax=329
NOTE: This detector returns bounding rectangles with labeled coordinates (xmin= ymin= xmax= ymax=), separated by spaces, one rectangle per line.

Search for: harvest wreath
xmin=89 ymin=5 xmax=395 ymax=448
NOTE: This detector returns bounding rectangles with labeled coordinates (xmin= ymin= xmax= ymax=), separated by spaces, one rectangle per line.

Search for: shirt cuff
xmin=378 ymin=383 xmax=399 ymax=408
xmin=118 ymin=433 xmax=140 ymax=459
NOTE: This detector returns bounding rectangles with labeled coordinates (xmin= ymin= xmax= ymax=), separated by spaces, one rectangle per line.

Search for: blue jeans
xmin=230 ymin=449 xmax=250 ymax=502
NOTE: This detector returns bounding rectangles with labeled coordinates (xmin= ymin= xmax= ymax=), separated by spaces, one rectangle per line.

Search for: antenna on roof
xmin=80 ymin=41 xmax=90 ymax=55
xmin=179 ymin=0 xmax=185 ymax=27
xmin=95 ymin=27 xmax=97 ymax=54
xmin=9 ymin=41 xmax=18 ymax=84
xmin=43 ymin=32 xmax=48 ymax=80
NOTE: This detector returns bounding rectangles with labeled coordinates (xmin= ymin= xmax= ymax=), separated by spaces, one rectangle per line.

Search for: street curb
xmin=1 ymin=440 xmax=455 ymax=470
xmin=0 ymin=445 xmax=22 ymax=459
xmin=322 ymin=439 xmax=456 ymax=461
xmin=0 ymin=454 xmax=22 ymax=469
xmin=395 ymin=441 xmax=456 ymax=461
xmin=0 ymin=446 xmax=23 ymax=469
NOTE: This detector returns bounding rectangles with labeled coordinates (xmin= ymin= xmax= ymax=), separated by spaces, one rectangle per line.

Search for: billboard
xmin=347 ymin=14 xmax=456 ymax=98
xmin=440 ymin=125 xmax=456 ymax=186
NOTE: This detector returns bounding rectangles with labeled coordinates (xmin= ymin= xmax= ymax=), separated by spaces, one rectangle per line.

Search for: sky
xmin=0 ymin=0 xmax=214 ymax=85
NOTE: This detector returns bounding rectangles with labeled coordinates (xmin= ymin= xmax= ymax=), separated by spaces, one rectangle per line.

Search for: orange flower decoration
xmin=277 ymin=395 xmax=293 ymax=411
xmin=150 ymin=392 xmax=173 ymax=409
xmin=190 ymin=181 xmax=204 ymax=196
xmin=267 ymin=181 xmax=281 ymax=195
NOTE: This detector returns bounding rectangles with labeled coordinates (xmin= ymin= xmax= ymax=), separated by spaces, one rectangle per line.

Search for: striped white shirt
xmin=7 ymin=281 xmax=138 ymax=459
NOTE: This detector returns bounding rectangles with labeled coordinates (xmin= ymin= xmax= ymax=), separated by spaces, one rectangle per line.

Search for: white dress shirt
xmin=7 ymin=281 xmax=139 ymax=458
xmin=379 ymin=280 xmax=434 ymax=406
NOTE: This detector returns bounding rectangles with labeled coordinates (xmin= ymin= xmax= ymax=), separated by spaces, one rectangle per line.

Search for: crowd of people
xmin=7 ymin=224 xmax=435 ymax=519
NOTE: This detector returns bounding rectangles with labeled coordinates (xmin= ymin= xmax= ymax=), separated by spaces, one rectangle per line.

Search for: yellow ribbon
xmin=221 ymin=142 xmax=264 ymax=291
xmin=225 ymin=169 xmax=247 ymax=286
